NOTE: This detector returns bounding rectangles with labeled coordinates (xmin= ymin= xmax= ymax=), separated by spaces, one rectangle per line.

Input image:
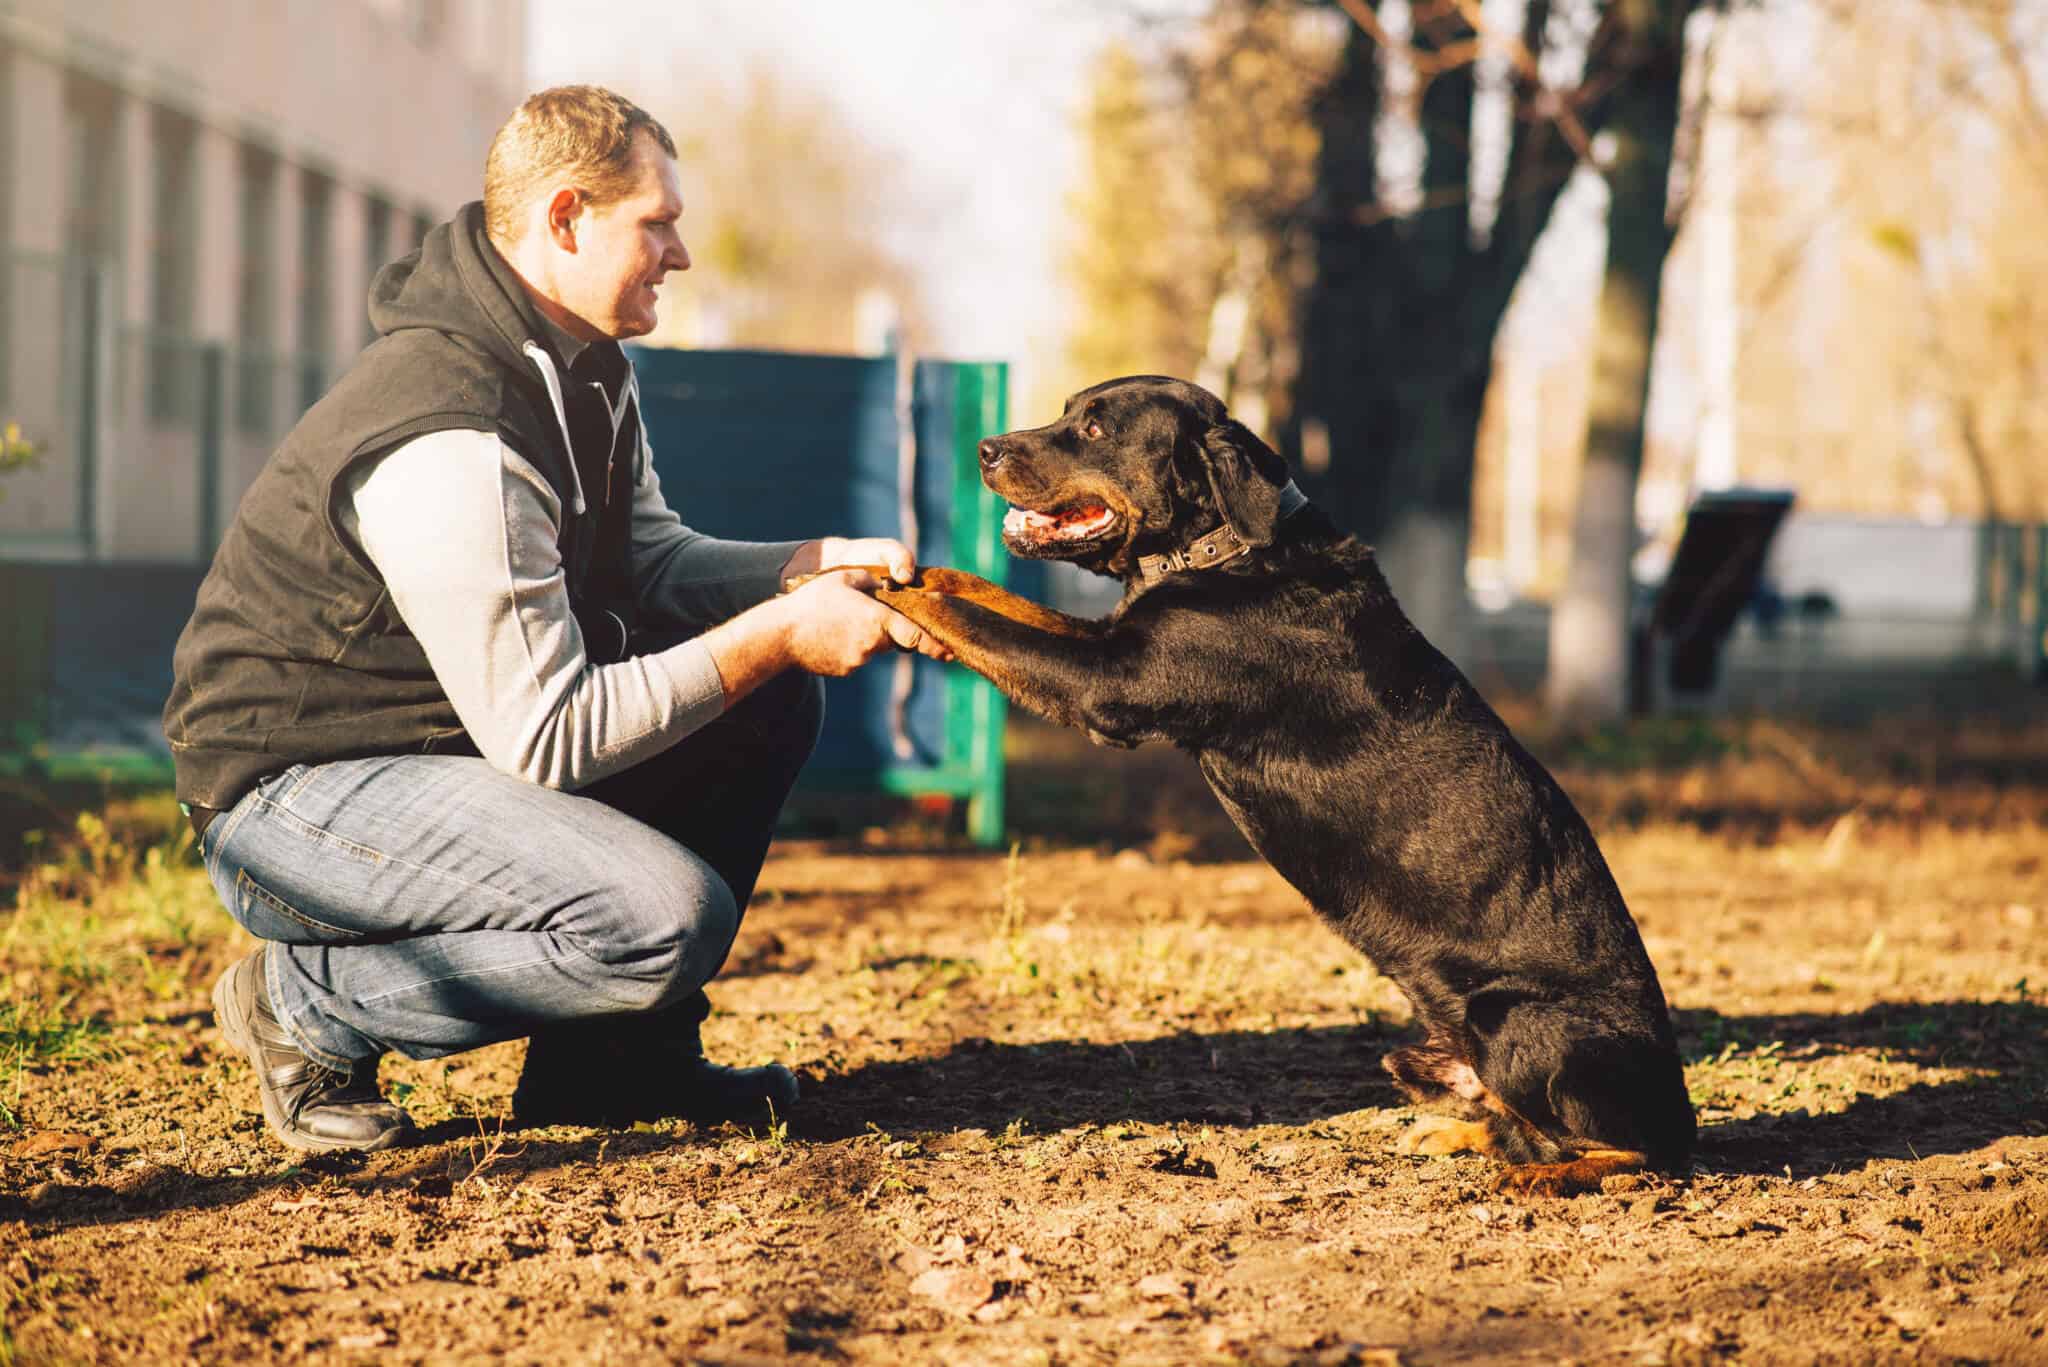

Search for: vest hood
xmin=368 ymin=201 xmax=542 ymax=376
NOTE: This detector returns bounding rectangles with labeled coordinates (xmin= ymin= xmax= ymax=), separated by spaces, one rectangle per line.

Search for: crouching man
xmin=163 ymin=85 xmax=945 ymax=1151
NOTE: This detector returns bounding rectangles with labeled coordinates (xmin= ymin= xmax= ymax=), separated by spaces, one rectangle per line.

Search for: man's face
xmin=560 ymin=132 xmax=690 ymax=340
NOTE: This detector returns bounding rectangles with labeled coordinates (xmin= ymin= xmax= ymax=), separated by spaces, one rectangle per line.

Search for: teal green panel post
xmin=951 ymin=362 xmax=1009 ymax=846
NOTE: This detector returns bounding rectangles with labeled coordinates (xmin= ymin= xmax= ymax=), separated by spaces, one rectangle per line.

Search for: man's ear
xmin=1198 ymin=419 xmax=1290 ymax=547
xmin=544 ymin=187 xmax=584 ymax=251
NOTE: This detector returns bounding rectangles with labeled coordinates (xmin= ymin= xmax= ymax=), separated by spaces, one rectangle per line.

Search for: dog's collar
xmin=1134 ymin=481 xmax=1309 ymax=586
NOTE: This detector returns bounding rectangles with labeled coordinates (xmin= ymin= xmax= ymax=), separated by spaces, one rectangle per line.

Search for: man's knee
xmin=585 ymin=861 xmax=739 ymax=1012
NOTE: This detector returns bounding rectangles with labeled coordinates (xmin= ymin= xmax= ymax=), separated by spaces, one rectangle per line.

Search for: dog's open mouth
xmin=1002 ymin=502 xmax=1119 ymax=545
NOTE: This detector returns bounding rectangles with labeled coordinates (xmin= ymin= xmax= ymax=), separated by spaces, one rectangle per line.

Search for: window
xmin=64 ymin=77 xmax=119 ymax=261
xmin=148 ymin=108 xmax=198 ymax=424
xmin=297 ymin=170 xmax=332 ymax=409
xmin=236 ymin=148 xmax=277 ymax=434
xmin=362 ymin=195 xmax=392 ymax=346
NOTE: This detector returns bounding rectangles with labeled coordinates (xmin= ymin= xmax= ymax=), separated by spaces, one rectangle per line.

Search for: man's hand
xmin=777 ymin=570 xmax=952 ymax=674
xmin=780 ymin=536 xmax=917 ymax=587
xmin=697 ymin=566 xmax=952 ymax=709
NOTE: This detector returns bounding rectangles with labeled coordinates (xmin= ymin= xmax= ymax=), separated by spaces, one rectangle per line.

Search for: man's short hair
xmin=483 ymin=85 xmax=678 ymax=245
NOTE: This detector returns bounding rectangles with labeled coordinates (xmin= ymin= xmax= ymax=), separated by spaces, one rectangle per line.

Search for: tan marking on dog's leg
xmin=791 ymin=565 xmax=1098 ymax=641
xmin=1493 ymin=1148 xmax=1651 ymax=1197
xmin=882 ymin=568 xmax=1097 ymax=639
xmin=1396 ymin=1115 xmax=1496 ymax=1157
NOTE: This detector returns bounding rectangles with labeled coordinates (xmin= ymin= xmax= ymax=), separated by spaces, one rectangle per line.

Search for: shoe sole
xmin=212 ymin=960 xmax=404 ymax=1155
xmin=510 ymin=1065 xmax=800 ymax=1130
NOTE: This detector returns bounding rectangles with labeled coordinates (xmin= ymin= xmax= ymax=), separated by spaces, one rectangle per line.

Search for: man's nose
xmin=671 ymin=242 xmax=692 ymax=273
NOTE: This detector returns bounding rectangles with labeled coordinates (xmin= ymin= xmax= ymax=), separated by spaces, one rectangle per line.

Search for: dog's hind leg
xmin=1384 ymin=1040 xmax=1508 ymax=1157
xmin=1477 ymin=1018 xmax=1696 ymax=1196
xmin=1396 ymin=1114 xmax=1494 ymax=1156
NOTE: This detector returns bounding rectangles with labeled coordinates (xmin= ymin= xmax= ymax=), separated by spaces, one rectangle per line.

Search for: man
xmin=163 ymin=85 xmax=945 ymax=1153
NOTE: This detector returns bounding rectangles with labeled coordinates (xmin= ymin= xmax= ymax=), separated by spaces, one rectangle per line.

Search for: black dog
xmin=868 ymin=375 xmax=1695 ymax=1196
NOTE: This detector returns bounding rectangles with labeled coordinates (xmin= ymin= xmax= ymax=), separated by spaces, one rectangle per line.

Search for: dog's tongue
xmin=1005 ymin=504 xmax=1114 ymax=541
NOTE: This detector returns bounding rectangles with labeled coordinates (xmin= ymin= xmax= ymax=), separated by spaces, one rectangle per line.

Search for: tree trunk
xmin=1545 ymin=4 xmax=1692 ymax=723
xmin=1292 ymin=2 xmax=1575 ymax=660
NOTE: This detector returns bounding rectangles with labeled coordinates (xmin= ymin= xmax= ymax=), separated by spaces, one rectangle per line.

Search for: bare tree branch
xmin=1331 ymin=0 xmax=1594 ymax=159
xmin=1447 ymin=0 xmax=1596 ymax=159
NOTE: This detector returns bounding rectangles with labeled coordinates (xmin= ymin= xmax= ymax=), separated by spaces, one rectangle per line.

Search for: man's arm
xmin=628 ymin=462 xmax=919 ymax=630
xmin=346 ymin=431 xmax=940 ymax=790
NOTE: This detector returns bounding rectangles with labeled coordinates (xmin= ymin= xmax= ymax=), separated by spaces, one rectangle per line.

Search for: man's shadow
xmin=796 ymin=998 xmax=2048 ymax=1178
xmin=17 ymin=998 xmax=2040 ymax=1233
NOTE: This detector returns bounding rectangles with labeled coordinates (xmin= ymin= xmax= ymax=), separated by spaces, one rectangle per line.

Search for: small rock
xmin=970 ymin=1296 xmax=1018 ymax=1324
xmin=1137 ymin=1272 xmax=1192 ymax=1301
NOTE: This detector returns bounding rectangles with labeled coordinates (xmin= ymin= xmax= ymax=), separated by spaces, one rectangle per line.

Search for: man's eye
xmin=1085 ymin=421 xmax=1104 ymax=439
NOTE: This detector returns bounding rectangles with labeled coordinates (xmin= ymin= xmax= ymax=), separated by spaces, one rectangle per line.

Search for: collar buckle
xmin=1134 ymin=482 xmax=1310 ymax=586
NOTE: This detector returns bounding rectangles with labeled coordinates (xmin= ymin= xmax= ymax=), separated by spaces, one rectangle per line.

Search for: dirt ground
xmin=3 ymin=703 xmax=2046 ymax=1365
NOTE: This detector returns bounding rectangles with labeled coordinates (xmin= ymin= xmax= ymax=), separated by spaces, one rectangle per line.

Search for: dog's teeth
xmin=1004 ymin=508 xmax=1054 ymax=535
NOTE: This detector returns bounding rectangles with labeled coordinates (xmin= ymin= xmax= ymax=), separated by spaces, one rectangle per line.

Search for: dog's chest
xmin=1194 ymin=751 xmax=1340 ymax=904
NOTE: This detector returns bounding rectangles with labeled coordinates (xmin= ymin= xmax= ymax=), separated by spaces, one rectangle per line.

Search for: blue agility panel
xmin=0 ymin=350 xmax=1017 ymax=840
xmin=631 ymin=347 xmax=1013 ymax=843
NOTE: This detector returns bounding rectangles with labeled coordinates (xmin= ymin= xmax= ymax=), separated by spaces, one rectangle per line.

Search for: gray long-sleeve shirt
xmin=339 ymin=426 xmax=800 ymax=792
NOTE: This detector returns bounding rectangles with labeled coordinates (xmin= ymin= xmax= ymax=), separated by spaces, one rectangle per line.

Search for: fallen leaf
xmin=909 ymin=1266 xmax=996 ymax=1316
xmin=891 ymin=1247 xmax=935 ymax=1278
xmin=270 ymin=1196 xmax=321 ymax=1214
xmin=12 ymin=1131 xmax=97 ymax=1158
xmin=1884 ymin=1304 xmax=1937 ymax=1334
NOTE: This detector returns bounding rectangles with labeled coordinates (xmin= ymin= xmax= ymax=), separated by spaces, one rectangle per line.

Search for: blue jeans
xmin=198 ymin=671 xmax=825 ymax=1069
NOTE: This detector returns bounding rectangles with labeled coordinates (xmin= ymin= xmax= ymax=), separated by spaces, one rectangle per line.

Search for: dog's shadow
xmin=18 ymin=1000 xmax=2037 ymax=1234
xmin=797 ymin=999 xmax=2048 ymax=1179
xmin=1671 ymin=999 xmax=2048 ymax=1175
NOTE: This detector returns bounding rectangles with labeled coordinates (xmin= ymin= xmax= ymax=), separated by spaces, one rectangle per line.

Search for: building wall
xmin=0 ymin=0 xmax=527 ymax=563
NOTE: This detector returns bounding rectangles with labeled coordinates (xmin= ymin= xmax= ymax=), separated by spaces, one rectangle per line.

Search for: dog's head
xmin=979 ymin=376 xmax=1290 ymax=580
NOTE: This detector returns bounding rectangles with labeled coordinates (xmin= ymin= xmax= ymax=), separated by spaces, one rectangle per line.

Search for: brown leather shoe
xmin=211 ymin=950 xmax=411 ymax=1153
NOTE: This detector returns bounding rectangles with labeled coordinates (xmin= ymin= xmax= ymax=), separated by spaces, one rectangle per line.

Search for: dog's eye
xmin=1084 ymin=421 xmax=1104 ymax=440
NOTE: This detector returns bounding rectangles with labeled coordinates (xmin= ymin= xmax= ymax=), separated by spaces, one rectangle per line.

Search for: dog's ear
xmin=1198 ymin=419 xmax=1290 ymax=547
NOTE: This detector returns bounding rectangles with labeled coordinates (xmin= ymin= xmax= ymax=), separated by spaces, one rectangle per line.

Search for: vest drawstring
xmin=521 ymin=342 xmax=586 ymax=516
